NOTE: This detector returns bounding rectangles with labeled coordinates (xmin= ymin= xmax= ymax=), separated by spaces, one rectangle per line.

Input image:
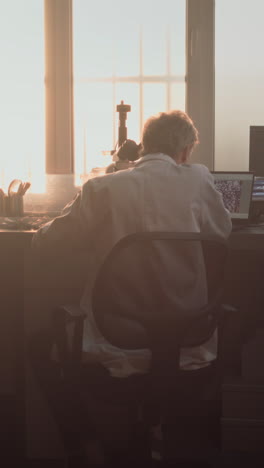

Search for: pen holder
xmin=4 ymin=194 xmax=24 ymax=217
xmin=0 ymin=195 xmax=5 ymax=216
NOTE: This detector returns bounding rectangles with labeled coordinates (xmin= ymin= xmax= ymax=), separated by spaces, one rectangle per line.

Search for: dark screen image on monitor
xmin=212 ymin=172 xmax=254 ymax=220
xmin=249 ymin=126 xmax=264 ymax=176
xmin=215 ymin=180 xmax=242 ymax=213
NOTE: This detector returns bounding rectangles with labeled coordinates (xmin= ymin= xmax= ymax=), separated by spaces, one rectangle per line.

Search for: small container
xmin=7 ymin=194 xmax=24 ymax=216
xmin=0 ymin=197 xmax=5 ymax=216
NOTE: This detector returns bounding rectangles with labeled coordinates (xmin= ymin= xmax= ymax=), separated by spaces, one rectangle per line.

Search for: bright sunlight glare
xmin=73 ymin=0 xmax=186 ymax=174
xmin=0 ymin=1 xmax=45 ymax=194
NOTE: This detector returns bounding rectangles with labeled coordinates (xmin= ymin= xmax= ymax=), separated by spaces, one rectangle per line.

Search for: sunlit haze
xmin=2 ymin=1 xmax=262 ymax=193
xmin=73 ymin=0 xmax=186 ymax=174
xmin=215 ymin=0 xmax=264 ymax=170
xmin=0 ymin=1 xmax=45 ymax=193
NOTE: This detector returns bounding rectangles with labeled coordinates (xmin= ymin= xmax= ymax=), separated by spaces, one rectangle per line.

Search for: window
xmin=73 ymin=0 xmax=186 ymax=176
xmin=0 ymin=0 xmax=214 ymax=201
xmin=0 ymin=1 xmax=44 ymax=193
xmin=46 ymin=0 xmax=214 ymax=184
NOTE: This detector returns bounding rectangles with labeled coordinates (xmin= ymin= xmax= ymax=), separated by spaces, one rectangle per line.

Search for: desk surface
xmin=1 ymin=225 xmax=264 ymax=251
xmin=0 ymin=229 xmax=33 ymax=249
xmin=229 ymin=225 xmax=264 ymax=251
xmin=0 ymin=229 xmax=33 ymax=235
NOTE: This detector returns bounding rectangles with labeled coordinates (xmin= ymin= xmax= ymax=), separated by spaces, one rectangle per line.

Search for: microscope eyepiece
xmin=116 ymin=101 xmax=131 ymax=146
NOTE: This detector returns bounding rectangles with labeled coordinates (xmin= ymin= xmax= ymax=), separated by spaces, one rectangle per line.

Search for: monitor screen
xmin=252 ymin=176 xmax=264 ymax=201
xmin=211 ymin=172 xmax=254 ymax=219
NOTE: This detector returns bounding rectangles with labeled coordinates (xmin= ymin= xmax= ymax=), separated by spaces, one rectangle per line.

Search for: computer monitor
xmin=211 ymin=172 xmax=254 ymax=222
xmin=252 ymin=176 xmax=264 ymax=201
xmin=249 ymin=126 xmax=264 ymax=176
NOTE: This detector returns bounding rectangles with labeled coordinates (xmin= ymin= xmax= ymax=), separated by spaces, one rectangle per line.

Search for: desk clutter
xmin=0 ymin=214 xmax=56 ymax=230
xmin=0 ymin=179 xmax=31 ymax=216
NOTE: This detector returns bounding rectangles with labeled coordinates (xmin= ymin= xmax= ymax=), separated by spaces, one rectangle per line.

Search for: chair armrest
xmin=52 ymin=305 xmax=87 ymax=375
xmin=54 ymin=304 xmax=87 ymax=320
xmin=217 ymin=303 xmax=239 ymax=370
xmin=221 ymin=303 xmax=239 ymax=314
xmin=218 ymin=303 xmax=239 ymax=333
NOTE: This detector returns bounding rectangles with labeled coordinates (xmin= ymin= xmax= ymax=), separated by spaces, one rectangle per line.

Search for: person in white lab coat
xmin=32 ymin=109 xmax=231 ymax=378
xmin=31 ymin=110 xmax=231 ymax=462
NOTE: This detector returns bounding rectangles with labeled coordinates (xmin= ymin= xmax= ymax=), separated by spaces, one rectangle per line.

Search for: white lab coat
xmin=32 ymin=153 xmax=232 ymax=377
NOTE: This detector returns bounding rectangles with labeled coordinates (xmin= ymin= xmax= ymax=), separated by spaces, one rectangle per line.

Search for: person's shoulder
xmin=182 ymin=163 xmax=210 ymax=173
xmin=82 ymin=173 xmax=112 ymax=192
xmin=181 ymin=163 xmax=211 ymax=178
xmin=82 ymin=168 xmax=132 ymax=192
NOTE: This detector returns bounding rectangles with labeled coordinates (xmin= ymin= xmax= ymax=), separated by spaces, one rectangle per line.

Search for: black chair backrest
xmin=92 ymin=232 xmax=228 ymax=358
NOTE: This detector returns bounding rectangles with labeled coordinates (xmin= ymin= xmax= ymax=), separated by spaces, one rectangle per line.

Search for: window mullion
xmin=45 ymin=0 xmax=73 ymax=174
xmin=186 ymin=0 xmax=215 ymax=169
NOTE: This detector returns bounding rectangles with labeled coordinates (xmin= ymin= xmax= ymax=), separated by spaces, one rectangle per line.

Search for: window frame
xmin=45 ymin=0 xmax=74 ymax=174
xmin=45 ymin=0 xmax=214 ymax=174
xmin=186 ymin=0 xmax=215 ymax=169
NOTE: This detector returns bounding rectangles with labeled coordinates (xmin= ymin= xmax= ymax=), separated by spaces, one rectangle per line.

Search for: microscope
xmin=106 ymin=101 xmax=141 ymax=173
xmin=117 ymin=100 xmax=131 ymax=147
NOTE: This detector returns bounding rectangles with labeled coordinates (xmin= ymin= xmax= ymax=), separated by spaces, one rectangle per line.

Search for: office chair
xmin=52 ymin=232 xmax=232 ymax=466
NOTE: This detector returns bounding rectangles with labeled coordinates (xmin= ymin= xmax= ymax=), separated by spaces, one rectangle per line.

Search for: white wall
xmin=215 ymin=0 xmax=264 ymax=170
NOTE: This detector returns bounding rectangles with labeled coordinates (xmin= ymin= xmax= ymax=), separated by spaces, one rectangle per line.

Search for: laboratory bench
xmin=1 ymin=225 xmax=264 ymax=462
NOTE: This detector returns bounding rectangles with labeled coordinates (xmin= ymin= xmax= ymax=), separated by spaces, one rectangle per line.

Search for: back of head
xmin=140 ymin=110 xmax=199 ymax=158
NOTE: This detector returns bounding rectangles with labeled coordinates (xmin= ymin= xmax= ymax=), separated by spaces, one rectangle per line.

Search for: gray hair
xmin=140 ymin=110 xmax=199 ymax=157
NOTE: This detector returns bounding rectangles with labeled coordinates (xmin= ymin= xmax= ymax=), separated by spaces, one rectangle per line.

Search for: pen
xmin=22 ymin=182 xmax=31 ymax=195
